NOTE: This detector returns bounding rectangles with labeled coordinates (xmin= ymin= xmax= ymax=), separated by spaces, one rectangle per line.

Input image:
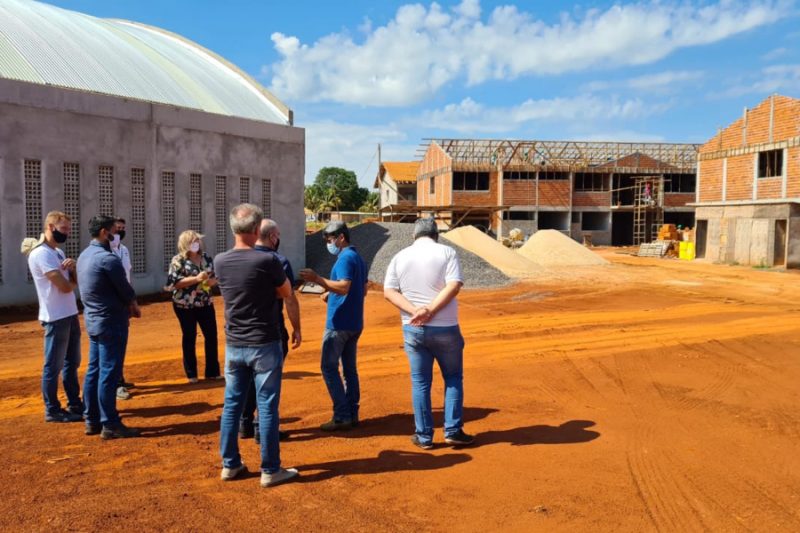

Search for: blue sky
xmin=46 ymin=0 xmax=800 ymax=187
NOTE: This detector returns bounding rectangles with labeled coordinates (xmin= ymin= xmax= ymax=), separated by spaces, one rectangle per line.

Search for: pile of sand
xmin=441 ymin=226 xmax=541 ymax=278
xmin=518 ymin=229 xmax=609 ymax=266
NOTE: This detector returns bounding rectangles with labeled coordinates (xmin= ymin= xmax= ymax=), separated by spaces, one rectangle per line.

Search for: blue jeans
xmin=41 ymin=314 xmax=82 ymax=416
xmin=83 ymin=323 xmax=127 ymax=427
xmin=219 ymin=342 xmax=283 ymax=473
xmin=320 ymin=329 xmax=361 ymax=421
xmin=402 ymin=325 xmax=465 ymax=444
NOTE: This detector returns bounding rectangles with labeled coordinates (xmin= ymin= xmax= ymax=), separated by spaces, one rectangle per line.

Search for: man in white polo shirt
xmin=27 ymin=211 xmax=83 ymax=423
xmin=383 ymin=217 xmax=474 ymax=449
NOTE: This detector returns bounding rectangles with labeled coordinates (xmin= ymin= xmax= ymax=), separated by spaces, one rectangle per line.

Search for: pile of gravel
xmin=305 ymin=222 xmax=511 ymax=288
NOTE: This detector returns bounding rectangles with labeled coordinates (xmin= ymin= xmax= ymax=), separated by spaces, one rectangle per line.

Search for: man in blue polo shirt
xmin=300 ymin=221 xmax=367 ymax=431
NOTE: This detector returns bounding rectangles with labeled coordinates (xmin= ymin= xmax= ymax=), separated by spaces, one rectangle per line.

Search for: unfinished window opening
xmin=261 ymin=178 xmax=272 ymax=218
xmin=161 ymin=171 xmax=175 ymax=270
xmin=240 ymin=176 xmax=250 ymax=203
xmin=131 ymin=168 xmax=146 ymax=274
xmin=215 ymin=176 xmax=228 ymax=254
xmin=190 ymin=173 xmax=202 ymax=232
xmin=581 ymin=212 xmax=610 ymax=231
xmin=63 ymin=163 xmax=81 ymax=260
xmin=663 ymin=173 xmax=697 ymax=193
xmin=574 ymin=172 xmax=609 ymax=192
xmin=758 ymin=149 xmax=783 ymax=178
xmin=504 ymin=171 xmax=535 ymax=180
xmin=538 ymin=171 xmax=570 ymax=181
xmin=98 ymin=165 xmax=114 ymax=216
xmin=429 ymin=176 xmax=435 ymax=195
xmin=452 ymin=171 xmax=490 ymax=191
xmin=537 ymin=211 xmax=569 ymax=231
xmin=503 ymin=211 xmax=536 ymax=221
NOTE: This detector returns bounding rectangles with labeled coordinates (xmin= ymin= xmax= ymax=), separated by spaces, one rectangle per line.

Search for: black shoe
xmin=66 ymin=405 xmax=84 ymax=416
xmin=350 ymin=414 xmax=359 ymax=428
xmin=239 ymin=421 xmax=255 ymax=439
xmin=444 ymin=430 xmax=475 ymax=446
xmin=279 ymin=430 xmax=289 ymax=441
xmin=85 ymin=423 xmax=102 ymax=436
xmin=411 ymin=434 xmax=434 ymax=450
xmin=45 ymin=409 xmax=82 ymax=423
xmin=320 ymin=418 xmax=353 ymax=432
xmin=101 ymin=423 xmax=141 ymax=440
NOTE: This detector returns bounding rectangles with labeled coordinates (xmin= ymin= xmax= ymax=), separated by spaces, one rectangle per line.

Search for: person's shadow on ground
xmin=131 ymin=379 xmax=225 ymax=397
xmin=475 ymin=420 xmax=599 ymax=446
xmin=285 ymin=407 xmax=499 ymax=442
xmin=295 ymin=449 xmax=472 ymax=483
xmin=121 ymin=401 xmax=221 ymax=418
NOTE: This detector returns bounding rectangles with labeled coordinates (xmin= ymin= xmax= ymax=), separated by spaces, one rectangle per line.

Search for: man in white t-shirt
xmin=110 ymin=217 xmax=133 ymax=400
xmin=26 ymin=211 xmax=83 ymax=423
xmin=383 ymin=217 xmax=474 ymax=449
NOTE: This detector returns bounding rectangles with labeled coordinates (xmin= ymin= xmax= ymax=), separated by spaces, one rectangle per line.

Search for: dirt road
xmin=1 ymin=252 xmax=799 ymax=531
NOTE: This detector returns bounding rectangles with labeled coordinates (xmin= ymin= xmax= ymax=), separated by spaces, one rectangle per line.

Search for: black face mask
xmin=117 ymin=230 xmax=126 ymax=241
xmin=52 ymin=229 xmax=68 ymax=243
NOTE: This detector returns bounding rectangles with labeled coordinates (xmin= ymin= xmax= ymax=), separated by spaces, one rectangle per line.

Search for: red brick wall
xmin=538 ymin=181 xmax=571 ymax=208
xmin=572 ymin=192 xmax=609 ymax=207
xmin=789 ymin=147 xmax=800 ymax=197
xmin=417 ymin=142 xmax=451 ymax=207
xmin=699 ymin=96 xmax=800 ymax=154
xmin=698 ymin=158 xmax=723 ymax=202
xmin=503 ymin=181 xmax=535 ymax=205
xmin=664 ymin=193 xmax=695 ymax=207
xmin=726 ymin=154 xmax=754 ymax=201
xmin=769 ymin=96 xmax=800 ymax=142
xmin=453 ymin=171 xmax=499 ymax=206
xmin=757 ymin=177 xmax=783 ymax=200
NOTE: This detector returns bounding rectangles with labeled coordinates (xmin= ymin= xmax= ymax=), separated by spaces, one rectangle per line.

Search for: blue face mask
xmin=326 ymin=241 xmax=341 ymax=256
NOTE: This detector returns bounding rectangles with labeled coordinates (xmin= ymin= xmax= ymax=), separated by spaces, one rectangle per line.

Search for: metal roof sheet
xmin=0 ymin=0 xmax=290 ymax=124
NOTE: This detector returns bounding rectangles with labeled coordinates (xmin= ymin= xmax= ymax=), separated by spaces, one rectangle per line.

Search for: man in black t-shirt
xmin=214 ymin=203 xmax=298 ymax=488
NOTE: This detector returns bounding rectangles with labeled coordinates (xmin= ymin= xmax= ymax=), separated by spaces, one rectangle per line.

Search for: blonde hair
xmin=177 ymin=230 xmax=204 ymax=258
xmin=43 ymin=210 xmax=71 ymax=230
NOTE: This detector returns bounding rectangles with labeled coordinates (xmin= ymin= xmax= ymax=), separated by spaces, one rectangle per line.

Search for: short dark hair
xmin=323 ymin=221 xmax=349 ymax=242
xmin=413 ymin=217 xmax=438 ymax=241
xmin=88 ymin=215 xmax=115 ymax=238
xmin=114 ymin=217 xmax=126 ymax=224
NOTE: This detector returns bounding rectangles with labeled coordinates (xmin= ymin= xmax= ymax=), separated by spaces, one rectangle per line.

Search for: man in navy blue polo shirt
xmin=300 ymin=221 xmax=367 ymax=431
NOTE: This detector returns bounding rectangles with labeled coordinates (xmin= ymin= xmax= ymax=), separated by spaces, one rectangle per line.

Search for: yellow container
xmin=685 ymin=242 xmax=695 ymax=260
xmin=679 ymin=241 xmax=688 ymax=260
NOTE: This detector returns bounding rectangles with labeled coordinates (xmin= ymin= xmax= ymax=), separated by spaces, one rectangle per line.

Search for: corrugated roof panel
xmin=0 ymin=0 xmax=290 ymax=124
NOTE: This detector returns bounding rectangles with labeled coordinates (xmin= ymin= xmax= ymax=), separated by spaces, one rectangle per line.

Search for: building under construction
xmin=403 ymin=139 xmax=699 ymax=245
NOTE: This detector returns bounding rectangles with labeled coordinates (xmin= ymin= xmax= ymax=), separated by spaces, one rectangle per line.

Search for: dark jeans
xmin=83 ymin=322 xmax=127 ymax=427
xmin=117 ymin=322 xmax=129 ymax=387
xmin=173 ymin=304 xmax=220 ymax=379
xmin=241 ymin=329 xmax=288 ymax=428
xmin=41 ymin=314 xmax=82 ymax=416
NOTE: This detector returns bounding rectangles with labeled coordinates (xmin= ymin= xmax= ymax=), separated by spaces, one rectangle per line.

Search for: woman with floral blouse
xmin=165 ymin=230 xmax=221 ymax=383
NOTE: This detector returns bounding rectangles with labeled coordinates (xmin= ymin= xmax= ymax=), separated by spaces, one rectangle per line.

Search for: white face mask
xmin=190 ymin=242 xmax=201 ymax=253
xmin=111 ymin=234 xmax=121 ymax=248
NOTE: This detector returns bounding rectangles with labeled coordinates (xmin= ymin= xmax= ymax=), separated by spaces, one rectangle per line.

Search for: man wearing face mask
xmin=240 ymin=218 xmax=301 ymax=442
xmin=299 ymin=221 xmax=367 ymax=431
xmin=77 ymin=215 xmax=142 ymax=439
xmin=110 ymin=217 xmax=134 ymax=400
xmin=26 ymin=211 xmax=83 ymax=423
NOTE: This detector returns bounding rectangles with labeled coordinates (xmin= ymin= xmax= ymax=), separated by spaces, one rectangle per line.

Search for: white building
xmin=0 ymin=0 xmax=305 ymax=305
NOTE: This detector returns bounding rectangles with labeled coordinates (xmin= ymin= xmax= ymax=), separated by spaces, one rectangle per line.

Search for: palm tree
xmin=359 ymin=191 xmax=379 ymax=213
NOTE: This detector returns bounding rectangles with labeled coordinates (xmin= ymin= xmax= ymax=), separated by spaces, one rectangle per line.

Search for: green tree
xmin=359 ymin=191 xmax=379 ymax=213
xmin=314 ymin=167 xmax=369 ymax=211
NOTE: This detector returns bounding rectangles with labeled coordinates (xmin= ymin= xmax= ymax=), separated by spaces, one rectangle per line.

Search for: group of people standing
xmin=25 ymin=204 xmax=474 ymax=488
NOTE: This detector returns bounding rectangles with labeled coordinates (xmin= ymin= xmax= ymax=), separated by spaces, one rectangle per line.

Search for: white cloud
xmin=414 ymin=95 xmax=667 ymax=134
xmin=761 ymin=47 xmax=788 ymax=61
xmin=585 ymin=70 xmax=704 ymax=93
xmin=268 ymin=0 xmax=787 ymax=106
xmin=302 ymin=120 xmax=418 ymax=187
xmin=715 ymin=64 xmax=800 ymax=97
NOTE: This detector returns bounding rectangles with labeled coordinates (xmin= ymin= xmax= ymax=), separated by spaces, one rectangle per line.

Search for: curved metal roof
xmin=0 ymin=0 xmax=290 ymax=124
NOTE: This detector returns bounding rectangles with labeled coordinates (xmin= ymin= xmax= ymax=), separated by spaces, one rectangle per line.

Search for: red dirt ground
xmin=1 ymin=251 xmax=799 ymax=532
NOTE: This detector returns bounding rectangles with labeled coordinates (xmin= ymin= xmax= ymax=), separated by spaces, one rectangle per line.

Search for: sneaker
xmin=66 ymin=404 xmax=84 ymax=416
xmin=239 ymin=421 xmax=255 ymax=439
xmin=444 ymin=430 xmax=475 ymax=446
xmin=116 ymin=386 xmax=132 ymax=400
xmin=260 ymin=468 xmax=299 ymax=488
xmin=411 ymin=434 xmax=434 ymax=450
xmin=320 ymin=418 xmax=353 ymax=432
xmin=188 ymin=377 xmax=199 ymax=384
xmin=350 ymin=414 xmax=360 ymax=428
xmin=279 ymin=430 xmax=289 ymax=441
xmin=85 ymin=423 xmax=102 ymax=436
xmin=101 ymin=423 xmax=141 ymax=440
xmin=220 ymin=463 xmax=246 ymax=481
xmin=45 ymin=409 xmax=83 ymax=423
